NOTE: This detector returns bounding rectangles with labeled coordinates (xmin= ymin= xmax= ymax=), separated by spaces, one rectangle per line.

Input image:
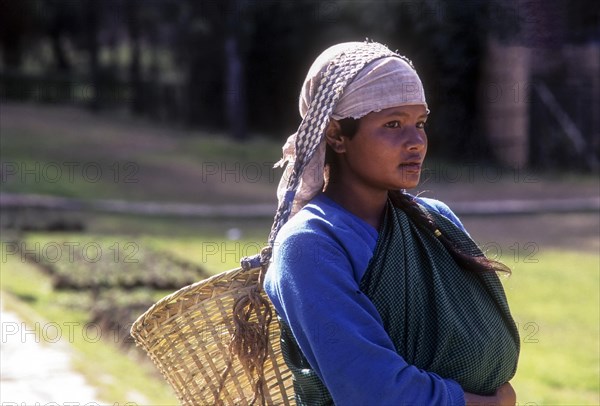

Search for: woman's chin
xmin=395 ymin=178 xmax=421 ymax=191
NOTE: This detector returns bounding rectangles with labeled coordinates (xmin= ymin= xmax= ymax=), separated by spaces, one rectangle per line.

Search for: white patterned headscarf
xmin=268 ymin=41 xmax=428 ymax=247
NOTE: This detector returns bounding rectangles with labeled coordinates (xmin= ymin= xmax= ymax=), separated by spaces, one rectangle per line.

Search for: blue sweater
xmin=264 ymin=193 xmax=468 ymax=405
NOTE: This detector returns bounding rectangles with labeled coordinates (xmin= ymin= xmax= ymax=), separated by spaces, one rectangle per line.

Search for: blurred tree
xmin=479 ymin=0 xmax=531 ymax=168
xmin=47 ymin=2 xmax=71 ymax=72
xmin=126 ymin=0 xmax=143 ymax=114
xmin=224 ymin=0 xmax=247 ymax=140
xmin=528 ymin=0 xmax=600 ymax=170
xmin=0 ymin=0 xmax=36 ymax=69
xmin=1 ymin=0 xmax=595 ymax=169
xmin=85 ymin=0 xmax=100 ymax=111
xmin=173 ymin=0 xmax=225 ymax=128
xmin=244 ymin=0 xmax=350 ymax=135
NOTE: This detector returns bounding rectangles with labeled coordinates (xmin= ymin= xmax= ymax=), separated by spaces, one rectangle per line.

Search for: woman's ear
xmin=325 ymin=119 xmax=346 ymax=153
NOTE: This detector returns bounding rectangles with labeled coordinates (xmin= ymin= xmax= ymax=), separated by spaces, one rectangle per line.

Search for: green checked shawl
xmin=281 ymin=202 xmax=520 ymax=404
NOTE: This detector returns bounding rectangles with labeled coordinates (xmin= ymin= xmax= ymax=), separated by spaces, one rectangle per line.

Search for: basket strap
xmin=264 ymin=42 xmax=400 ymax=262
xmin=241 ymin=253 xmax=263 ymax=271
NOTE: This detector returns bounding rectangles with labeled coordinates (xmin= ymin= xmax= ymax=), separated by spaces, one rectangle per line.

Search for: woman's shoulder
xmin=270 ymin=193 xmax=378 ymax=282
xmin=415 ymin=196 xmax=453 ymax=214
xmin=275 ymin=193 xmax=378 ymax=246
xmin=414 ymin=196 xmax=468 ymax=233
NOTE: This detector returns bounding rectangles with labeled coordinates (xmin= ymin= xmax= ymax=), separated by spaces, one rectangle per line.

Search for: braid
xmin=388 ymin=190 xmax=510 ymax=275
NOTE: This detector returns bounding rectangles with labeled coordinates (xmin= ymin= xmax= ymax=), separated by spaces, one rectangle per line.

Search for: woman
xmin=263 ymin=41 xmax=520 ymax=405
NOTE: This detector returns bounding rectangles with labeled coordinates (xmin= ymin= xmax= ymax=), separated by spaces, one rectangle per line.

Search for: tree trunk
xmin=480 ymin=39 xmax=531 ymax=168
xmin=85 ymin=0 xmax=100 ymax=111
xmin=562 ymin=43 xmax=600 ymax=168
xmin=225 ymin=35 xmax=246 ymax=140
xmin=126 ymin=0 xmax=143 ymax=115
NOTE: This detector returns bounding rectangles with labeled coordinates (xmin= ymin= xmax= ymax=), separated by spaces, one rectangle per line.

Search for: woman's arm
xmin=265 ymin=229 xmax=465 ymax=406
xmin=465 ymin=383 xmax=516 ymax=406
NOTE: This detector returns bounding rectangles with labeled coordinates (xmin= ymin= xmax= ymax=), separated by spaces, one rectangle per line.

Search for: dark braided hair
xmin=329 ymin=117 xmax=510 ymax=275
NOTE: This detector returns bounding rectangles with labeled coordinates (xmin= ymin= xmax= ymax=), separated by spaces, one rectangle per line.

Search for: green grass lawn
xmin=142 ymin=233 xmax=269 ymax=275
xmin=504 ymin=250 xmax=599 ymax=405
xmin=0 ymin=103 xmax=282 ymax=203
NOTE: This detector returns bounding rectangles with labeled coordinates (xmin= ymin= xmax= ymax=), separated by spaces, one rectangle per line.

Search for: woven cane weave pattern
xmin=131 ymin=266 xmax=295 ymax=405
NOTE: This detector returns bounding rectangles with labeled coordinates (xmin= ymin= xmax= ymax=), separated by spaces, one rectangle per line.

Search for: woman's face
xmin=334 ymin=104 xmax=428 ymax=192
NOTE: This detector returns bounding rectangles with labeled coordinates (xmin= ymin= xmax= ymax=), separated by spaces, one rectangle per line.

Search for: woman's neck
xmin=324 ymin=176 xmax=388 ymax=230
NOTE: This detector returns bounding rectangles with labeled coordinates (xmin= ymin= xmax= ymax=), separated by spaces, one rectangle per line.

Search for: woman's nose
xmin=404 ymin=127 xmax=427 ymax=151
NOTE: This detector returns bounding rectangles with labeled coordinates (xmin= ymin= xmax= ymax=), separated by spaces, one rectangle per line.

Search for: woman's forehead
xmin=364 ymin=105 xmax=429 ymax=119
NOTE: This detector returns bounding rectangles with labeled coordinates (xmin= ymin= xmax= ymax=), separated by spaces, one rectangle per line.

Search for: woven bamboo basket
xmin=130 ymin=254 xmax=294 ymax=405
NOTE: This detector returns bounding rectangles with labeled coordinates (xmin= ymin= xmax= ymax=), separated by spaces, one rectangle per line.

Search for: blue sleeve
xmin=416 ymin=197 xmax=469 ymax=235
xmin=265 ymin=228 xmax=466 ymax=406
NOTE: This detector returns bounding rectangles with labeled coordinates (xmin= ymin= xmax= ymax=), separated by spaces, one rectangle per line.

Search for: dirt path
xmin=0 ymin=302 xmax=103 ymax=404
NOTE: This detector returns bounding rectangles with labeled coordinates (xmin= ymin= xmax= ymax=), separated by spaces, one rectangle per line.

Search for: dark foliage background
xmin=1 ymin=0 xmax=598 ymax=168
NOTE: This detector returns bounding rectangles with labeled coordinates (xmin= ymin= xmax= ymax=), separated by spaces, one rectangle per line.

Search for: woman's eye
xmin=416 ymin=121 xmax=427 ymax=129
xmin=385 ymin=121 xmax=401 ymax=128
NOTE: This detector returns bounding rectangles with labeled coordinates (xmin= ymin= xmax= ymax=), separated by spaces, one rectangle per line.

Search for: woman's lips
xmin=400 ymin=162 xmax=422 ymax=172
